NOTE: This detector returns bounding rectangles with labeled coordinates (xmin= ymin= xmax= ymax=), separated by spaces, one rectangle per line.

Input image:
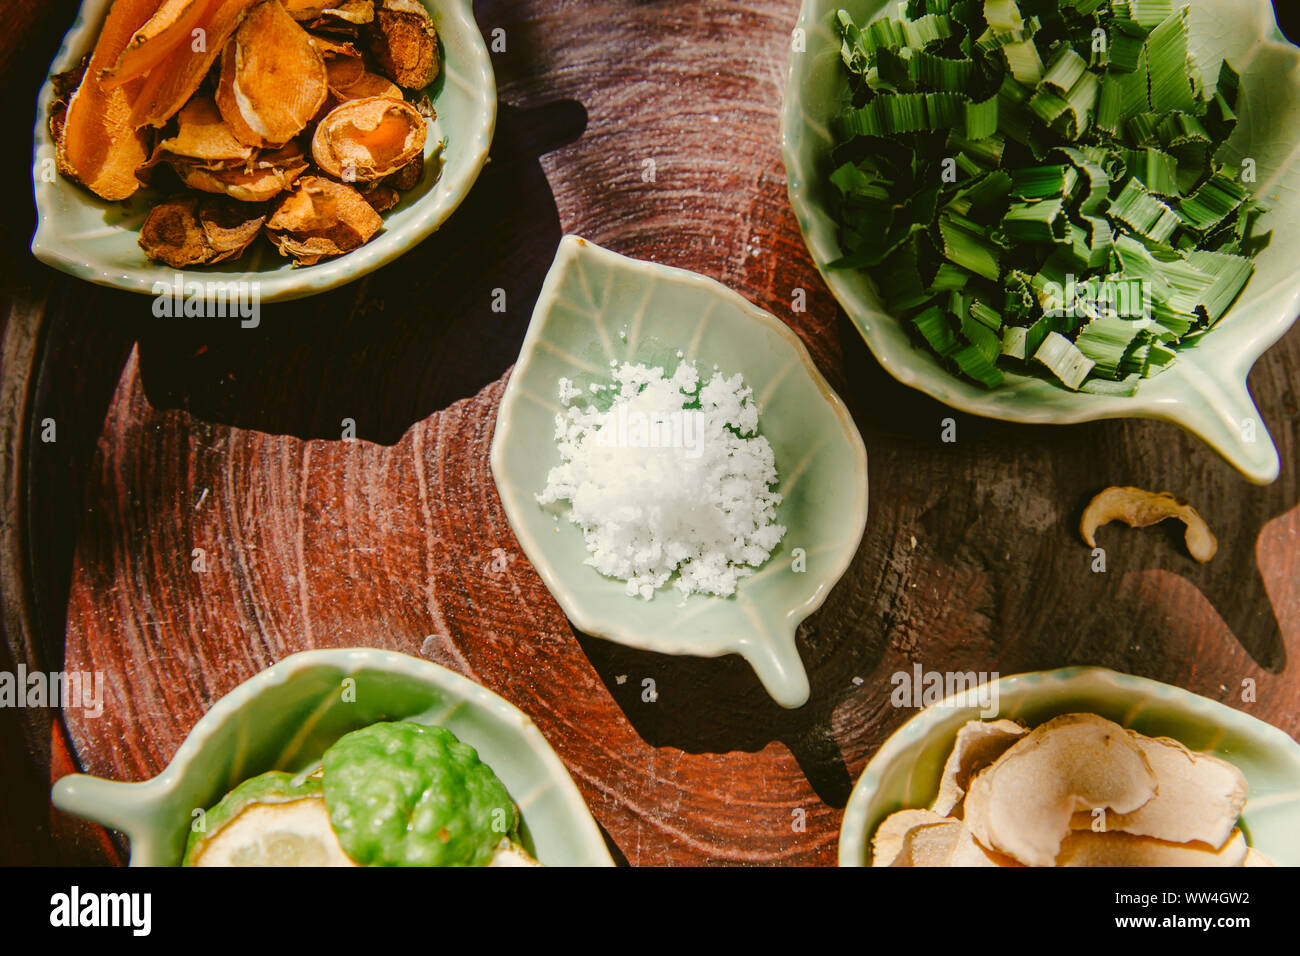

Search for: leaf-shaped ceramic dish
xmin=490 ymin=236 xmax=868 ymax=709
xmin=31 ymin=0 xmax=496 ymax=303
xmin=51 ymin=648 xmax=613 ymax=866
xmin=839 ymin=666 xmax=1300 ymax=866
xmin=783 ymin=0 xmax=1300 ymax=484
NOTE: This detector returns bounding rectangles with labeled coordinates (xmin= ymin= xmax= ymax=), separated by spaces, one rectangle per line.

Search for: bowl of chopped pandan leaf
xmin=837 ymin=666 xmax=1300 ymax=867
xmin=783 ymin=0 xmax=1300 ymax=483
xmin=51 ymin=648 xmax=613 ymax=866
xmin=31 ymin=0 xmax=495 ymax=302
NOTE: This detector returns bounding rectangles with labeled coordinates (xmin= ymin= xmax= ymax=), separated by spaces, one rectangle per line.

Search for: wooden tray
xmin=3 ymin=0 xmax=1299 ymax=866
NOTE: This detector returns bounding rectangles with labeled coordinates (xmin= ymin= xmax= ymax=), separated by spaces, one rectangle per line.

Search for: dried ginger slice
xmin=130 ymin=0 xmax=259 ymax=129
xmin=365 ymin=0 xmax=439 ymax=89
xmin=139 ymin=193 xmax=265 ymax=267
xmin=55 ymin=0 xmax=158 ymax=201
xmin=266 ymin=175 xmax=382 ymax=265
xmin=216 ymin=0 xmax=329 ymax=148
xmin=311 ymin=95 xmax=425 ymax=182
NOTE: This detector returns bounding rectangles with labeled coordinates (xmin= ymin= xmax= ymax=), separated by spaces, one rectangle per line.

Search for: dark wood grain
xmin=4 ymin=0 xmax=1300 ymax=866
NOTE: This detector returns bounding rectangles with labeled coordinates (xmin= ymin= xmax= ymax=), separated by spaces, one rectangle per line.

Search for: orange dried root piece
xmin=101 ymin=0 xmax=211 ymax=89
xmin=330 ymin=68 xmax=400 ymax=104
xmin=215 ymin=0 xmax=329 ymax=148
xmin=384 ymin=151 xmax=422 ymax=190
xmin=55 ymin=0 xmax=160 ymax=201
xmin=283 ymin=0 xmax=330 ymax=19
xmin=311 ymin=95 xmax=425 ymax=182
xmin=365 ymin=0 xmax=439 ymax=90
xmin=130 ymin=0 xmax=259 ymax=129
xmin=138 ymin=193 xmax=265 ymax=266
xmin=266 ymin=175 xmax=383 ymax=265
xmin=179 ymin=141 xmax=311 ymax=202
xmin=153 ymin=96 xmax=254 ymax=164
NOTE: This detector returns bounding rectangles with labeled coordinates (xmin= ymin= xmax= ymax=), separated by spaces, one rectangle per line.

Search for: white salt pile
xmin=537 ymin=359 xmax=786 ymax=600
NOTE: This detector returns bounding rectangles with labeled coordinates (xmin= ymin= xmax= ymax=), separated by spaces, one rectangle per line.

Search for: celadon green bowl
xmin=31 ymin=0 xmax=496 ymax=303
xmin=839 ymin=666 xmax=1300 ymax=866
xmin=51 ymin=648 xmax=613 ymax=866
xmin=489 ymin=236 xmax=869 ymax=709
xmin=783 ymin=0 xmax=1300 ymax=484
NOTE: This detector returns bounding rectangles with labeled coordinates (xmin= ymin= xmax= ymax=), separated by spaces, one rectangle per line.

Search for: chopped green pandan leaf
xmin=953 ymin=343 xmax=1006 ymax=385
xmin=1176 ymin=169 xmax=1249 ymax=233
xmin=1009 ymin=164 xmax=1078 ymax=199
xmin=1001 ymin=324 xmax=1029 ymax=359
xmin=1108 ymin=178 xmax=1180 ymax=243
xmin=962 ymin=307 xmax=1003 ymax=362
xmin=1035 ymin=330 xmax=1095 ymax=388
xmin=1145 ymin=9 xmax=1196 ymax=113
xmin=913 ymin=303 xmax=962 ymax=355
xmin=1185 ymin=250 xmax=1254 ymax=324
xmin=1075 ymin=314 xmax=1156 ymax=378
xmin=1002 ymin=198 xmax=1070 ymax=243
xmin=939 ymin=214 xmax=1003 ymax=280
xmin=909 ymin=49 xmax=976 ymax=90
xmin=1121 ymin=147 xmax=1180 ymax=196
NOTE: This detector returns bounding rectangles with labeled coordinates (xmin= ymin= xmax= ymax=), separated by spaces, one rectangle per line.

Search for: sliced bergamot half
xmin=183 ymin=770 xmax=358 ymax=867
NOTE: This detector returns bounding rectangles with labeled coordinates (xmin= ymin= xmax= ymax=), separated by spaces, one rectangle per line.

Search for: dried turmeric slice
xmin=365 ymin=0 xmax=438 ymax=90
xmin=138 ymin=193 xmax=265 ymax=266
xmin=329 ymin=69 xmax=404 ymax=104
xmin=130 ymin=0 xmax=259 ymax=129
xmin=266 ymin=175 xmax=382 ymax=265
xmin=215 ymin=0 xmax=329 ymax=148
xmin=101 ymin=0 xmax=211 ymax=90
xmin=283 ymin=0 xmax=330 ymax=19
xmin=311 ymin=96 xmax=425 ymax=182
xmin=318 ymin=1 xmax=374 ymax=26
xmin=384 ymin=152 xmax=422 ymax=190
xmin=154 ymin=96 xmax=254 ymax=163
xmin=56 ymin=0 xmax=159 ymax=201
xmin=323 ymin=50 xmax=367 ymax=92
xmin=360 ymin=183 xmax=400 ymax=213
xmin=177 ymin=141 xmax=310 ymax=202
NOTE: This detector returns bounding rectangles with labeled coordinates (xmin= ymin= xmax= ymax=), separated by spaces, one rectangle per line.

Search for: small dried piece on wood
xmin=216 ymin=0 xmax=329 ymax=147
xmin=311 ymin=96 xmax=426 ymax=182
xmin=365 ymin=0 xmax=439 ymax=90
xmin=55 ymin=0 xmax=157 ymax=201
xmin=138 ymin=193 xmax=265 ymax=266
xmin=266 ymin=175 xmax=383 ymax=265
xmin=1080 ymin=486 xmax=1218 ymax=563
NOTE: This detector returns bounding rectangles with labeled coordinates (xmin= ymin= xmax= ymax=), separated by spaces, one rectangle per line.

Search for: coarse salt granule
xmin=536 ymin=359 xmax=785 ymax=600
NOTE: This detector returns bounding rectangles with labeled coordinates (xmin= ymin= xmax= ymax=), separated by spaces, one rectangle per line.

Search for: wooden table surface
xmin=3 ymin=0 xmax=1299 ymax=866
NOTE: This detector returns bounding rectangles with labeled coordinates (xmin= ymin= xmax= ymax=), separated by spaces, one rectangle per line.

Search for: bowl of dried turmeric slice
xmin=31 ymin=0 xmax=496 ymax=302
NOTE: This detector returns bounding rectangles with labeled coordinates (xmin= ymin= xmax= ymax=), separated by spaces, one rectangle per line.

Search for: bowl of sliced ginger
xmin=31 ymin=0 xmax=496 ymax=302
xmin=839 ymin=666 xmax=1300 ymax=867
